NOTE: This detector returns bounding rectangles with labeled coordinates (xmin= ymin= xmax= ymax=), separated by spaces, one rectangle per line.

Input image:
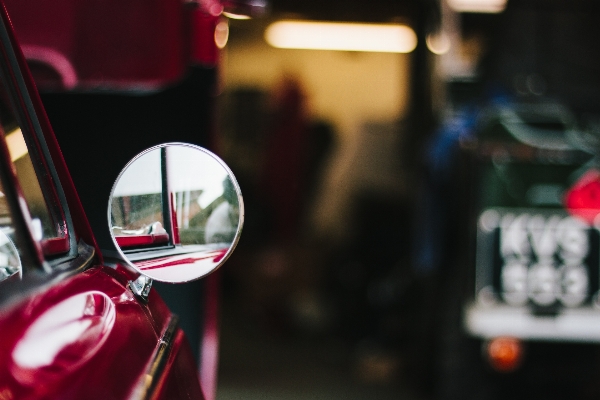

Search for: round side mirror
xmin=108 ymin=143 xmax=243 ymax=283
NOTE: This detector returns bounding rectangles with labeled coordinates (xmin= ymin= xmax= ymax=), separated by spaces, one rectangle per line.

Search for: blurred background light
xmin=447 ymin=0 xmax=507 ymax=13
xmin=486 ymin=337 xmax=523 ymax=372
xmin=6 ymin=129 xmax=27 ymax=162
xmin=214 ymin=20 xmax=229 ymax=49
xmin=426 ymin=32 xmax=451 ymax=54
xmin=222 ymin=12 xmax=251 ymax=20
xmin=264 ymin=21 xmax=417 ymax=53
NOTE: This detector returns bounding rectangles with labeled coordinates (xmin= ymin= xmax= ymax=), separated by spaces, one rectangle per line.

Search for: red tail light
xmin=564 ymin=169 xmax=600 ymax=225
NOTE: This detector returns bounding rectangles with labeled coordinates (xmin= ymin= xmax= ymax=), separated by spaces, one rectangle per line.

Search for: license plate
xmin=476 ymin=209 xmax=599 ymax=307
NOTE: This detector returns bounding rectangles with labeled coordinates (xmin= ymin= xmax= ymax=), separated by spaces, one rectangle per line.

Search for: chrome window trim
xmin=0 ymin=239 xmax=95 ymax=311
xmin=129 ymin=315 xmax=180 ymax=400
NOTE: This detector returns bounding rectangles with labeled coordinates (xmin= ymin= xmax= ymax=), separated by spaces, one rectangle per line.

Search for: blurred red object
xmin=3 ymin=0 xmax=223 ymax=91
xmin=565 ymin=168 xmax=600 ymax=225
xmin=486 ymin=337 xmax=523 ymax=373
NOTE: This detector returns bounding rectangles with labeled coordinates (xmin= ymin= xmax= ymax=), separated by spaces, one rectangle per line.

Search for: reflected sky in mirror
xmin=112 ymin=149 xmax=161 ymax=197
xmin=167 ymin=146 xmax=228 ymax=207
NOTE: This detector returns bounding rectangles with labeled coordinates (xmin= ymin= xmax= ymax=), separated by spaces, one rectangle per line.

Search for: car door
xmin=0 ymin=3 xmax=205 ymax=399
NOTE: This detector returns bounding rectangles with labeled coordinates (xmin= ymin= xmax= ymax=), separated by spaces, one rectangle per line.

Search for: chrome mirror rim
xmin=107 ymin=142 xmax=244 ymax=283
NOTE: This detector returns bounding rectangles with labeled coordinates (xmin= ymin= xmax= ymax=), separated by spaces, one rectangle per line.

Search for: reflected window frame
xmin=112 ymin=147 xmax=176 ymax=251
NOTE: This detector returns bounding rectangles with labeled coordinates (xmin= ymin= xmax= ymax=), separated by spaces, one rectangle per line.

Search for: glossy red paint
xmin=136 ymin=249 xmax=228 ymax=271
xmin=115 ymin=233 xmax=171 ymax=249
xmin=40 ymin=236 xmax=71 ymax=256
xmin=565 ymin=168 xmax=600 ymax=225
xmin=130 ymin=248 xmax=228 ymax=284
xmin=0 ymin=265 xmax=205 ymax=400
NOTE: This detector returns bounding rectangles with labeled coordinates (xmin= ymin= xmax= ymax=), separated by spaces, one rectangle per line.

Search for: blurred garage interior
xmin=10 ymin=0 xmax=600 ymax=398
xmin=214 ymin=0 xmax=600 ymax=399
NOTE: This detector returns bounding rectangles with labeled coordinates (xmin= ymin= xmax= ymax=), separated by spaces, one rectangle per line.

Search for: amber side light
xmin=486 ymin=337 xmax=523 ymax=372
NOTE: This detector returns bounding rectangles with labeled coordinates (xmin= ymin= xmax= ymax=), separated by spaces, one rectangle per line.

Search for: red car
xmin=0 ymin=1 xmax=245 ymax=398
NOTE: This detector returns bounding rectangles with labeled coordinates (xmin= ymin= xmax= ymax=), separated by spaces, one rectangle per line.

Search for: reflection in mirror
xmin=168 ymin=146 xmax=240 ymax=246
xmin=109 ymin=143 xmax=243 ymax=283
xmin=0 ymin=226 xmax=20 ymax=281
xmin=110 ymin=148 xmax=167 ymax=247
xmin=0 ymin=181 xmax=21 ymax=282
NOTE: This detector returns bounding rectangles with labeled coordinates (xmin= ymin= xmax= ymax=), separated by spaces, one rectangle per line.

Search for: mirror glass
xmin=108 ymin=143 xmax=243 ymax=283
xmin=0 ymin=227 xmax=20 ymax=281
xmin=0 ymin=174 xmax=21 ymax=282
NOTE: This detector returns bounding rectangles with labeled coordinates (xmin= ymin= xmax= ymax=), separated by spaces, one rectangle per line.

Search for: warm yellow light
xmin=222 ymin=12 xmax=251 ymax=20
xmin=447 ymin=0 xmax=507 ymax=13
xmin=426 ymin=32 xmax=451 ymax=55
xmin=214 ymin=20 xmax=229 ymax=49
xmin=5 ymin=129 xmax=27 ymax=162
xmin=265 ymin=21 xmax=417 ymax=53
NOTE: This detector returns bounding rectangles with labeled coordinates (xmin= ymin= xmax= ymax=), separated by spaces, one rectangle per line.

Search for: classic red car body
xmin=0 ymin=0 xmax=253 ymax=398
xmin=0 ymin=265 xmax=204 ymax=399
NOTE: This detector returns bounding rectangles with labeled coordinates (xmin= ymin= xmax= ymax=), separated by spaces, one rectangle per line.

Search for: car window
xmin=0 ymin=78 xmax=68 ymax=267
xmin=111 ymin=148 xmax=168 ymax=248
xmin=6 ymin=128 xmax=58 ymax=240
xmin=1 ymin=98 xmax=62 ymax=241
xmin=167 ymin=146 xmax=238 ymax=246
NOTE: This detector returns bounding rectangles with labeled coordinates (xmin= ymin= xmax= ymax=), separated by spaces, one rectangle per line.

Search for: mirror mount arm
xmin=129 ymin=275 xmax=153 ymax=303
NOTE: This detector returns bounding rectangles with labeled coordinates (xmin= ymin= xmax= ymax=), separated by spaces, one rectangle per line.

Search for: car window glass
xmin=167 ymin=146 xmax=237 ymax=245
xmin=0 ymin=85 xmax=62 ymax=243
xmin=110 ymin=149 xmax=167 ymax=243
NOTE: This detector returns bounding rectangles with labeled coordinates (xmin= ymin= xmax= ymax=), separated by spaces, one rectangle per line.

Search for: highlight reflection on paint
xmin=134 ymin=248 xmax=228 ymax=282
xmin=11 ymin=292 xmax=115 ymax=385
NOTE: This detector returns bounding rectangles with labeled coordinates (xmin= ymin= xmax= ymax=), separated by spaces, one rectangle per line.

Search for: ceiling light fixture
xmin=264 ymin=20 xmax=417 ymax=53
xmin=447 ymin=0 xmax=507 ymax=13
